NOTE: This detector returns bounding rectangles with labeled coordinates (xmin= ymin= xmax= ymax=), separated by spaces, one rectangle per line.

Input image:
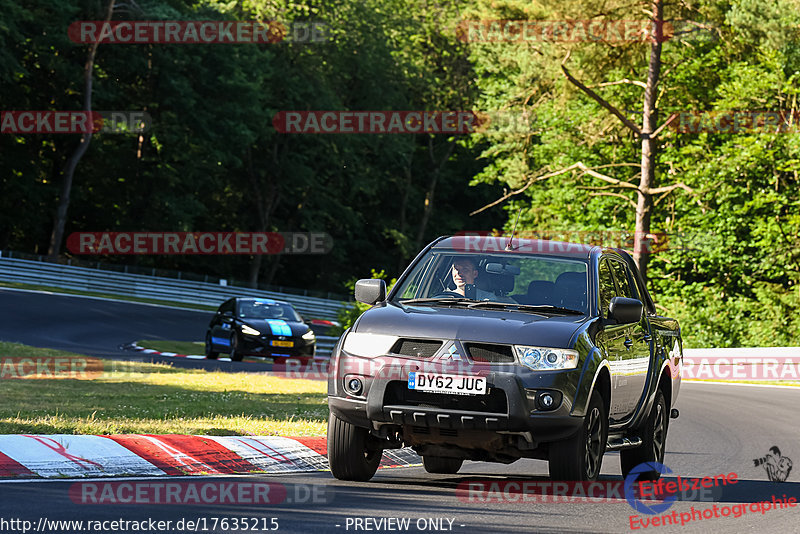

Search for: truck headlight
xmin=241 ymin=324 xmax=261 ymax=336
xmin=342 ymin=332 xmax=399 ymax=358
xmin=514 ymin=346 xmax=579 ymax=371
xmin=302 ymin=330 xmax=316 ymax=341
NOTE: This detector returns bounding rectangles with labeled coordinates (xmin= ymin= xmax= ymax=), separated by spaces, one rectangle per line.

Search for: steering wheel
xmin=432 ymin=291 xmax=465 ymax=298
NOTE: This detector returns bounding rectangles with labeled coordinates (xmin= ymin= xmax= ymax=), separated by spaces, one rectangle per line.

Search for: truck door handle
xmin=624 ymin=338 xmax=633 ymax=348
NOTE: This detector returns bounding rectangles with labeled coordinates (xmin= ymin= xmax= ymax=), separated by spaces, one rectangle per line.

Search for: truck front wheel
xmin=328 ymin=413 xmax=382 ymax=481
xmin=548 ymin=390 xmax=608 ymax=481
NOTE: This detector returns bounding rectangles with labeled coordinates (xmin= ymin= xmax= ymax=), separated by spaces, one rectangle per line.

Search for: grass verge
xmin=0 ymin=342 xmax=327 ymax=436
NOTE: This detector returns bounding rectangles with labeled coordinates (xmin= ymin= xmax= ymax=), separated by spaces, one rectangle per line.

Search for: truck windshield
xmin=391 ymin=250 xmax=590 ymax=315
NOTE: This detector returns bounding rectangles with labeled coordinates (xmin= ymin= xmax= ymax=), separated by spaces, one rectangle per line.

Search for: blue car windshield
xmin=237 ymin=301 xmax=301 ymax=321
xmin=391 ymin=250 xmax=590 ymax=314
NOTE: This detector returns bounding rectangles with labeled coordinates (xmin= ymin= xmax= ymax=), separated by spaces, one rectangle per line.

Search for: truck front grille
xmin=465 ymin=343 xmax=515 ymax=363
xmin=390 ymin=339 xmax=443 ymax=359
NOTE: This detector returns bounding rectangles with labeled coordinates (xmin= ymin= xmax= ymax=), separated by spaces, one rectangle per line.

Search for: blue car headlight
xmin=514 ymin=346 xmax=579 ymax=371
xmin=241 ymin=324 xmax=261 ymax=336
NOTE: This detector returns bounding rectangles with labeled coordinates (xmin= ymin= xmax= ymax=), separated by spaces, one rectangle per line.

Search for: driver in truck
xmin=452 ymin=257 xmax=492 ymax=300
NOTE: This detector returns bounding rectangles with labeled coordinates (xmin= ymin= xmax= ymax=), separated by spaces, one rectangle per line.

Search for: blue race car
xmin=205 ymin=297 xmax=316 ymax=362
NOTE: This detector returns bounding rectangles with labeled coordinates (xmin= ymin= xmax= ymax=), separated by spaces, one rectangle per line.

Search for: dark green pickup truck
xmin=327 ymin=236 xmax=683 ymax=482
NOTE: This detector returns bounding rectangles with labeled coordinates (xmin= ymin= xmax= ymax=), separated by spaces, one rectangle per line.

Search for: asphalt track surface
xmin=1 ymin=383 xmax=799 ymax=533
xmin=0 ymin=288 xmax=276 ymax=372
xmin=2 ymin=288 xmax=799 ymax=532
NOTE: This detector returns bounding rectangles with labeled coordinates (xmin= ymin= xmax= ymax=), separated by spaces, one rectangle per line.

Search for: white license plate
xmin=408 ymin=372 xmax=487 ymax=396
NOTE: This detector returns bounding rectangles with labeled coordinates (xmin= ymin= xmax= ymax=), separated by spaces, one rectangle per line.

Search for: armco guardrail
xmin=0 ymin=257 xmax=351 ymax=322
xmin=315 ymin=335 xmax=339 ymax=359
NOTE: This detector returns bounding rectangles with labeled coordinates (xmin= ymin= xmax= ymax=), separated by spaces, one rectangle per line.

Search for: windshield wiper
xmin=466 ymin=302 xmax=584 ymax=315
xmin=516 ymin=304 xmax=584 ymax=315
xmin=398 ymin=299 xmax=584 ymax=316
xmin=398 ymin=297 xmax=475 ymax=305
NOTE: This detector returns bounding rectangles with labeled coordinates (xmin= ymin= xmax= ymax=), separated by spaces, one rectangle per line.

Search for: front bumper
xmin=328 ymin=353 xmax=584 ymax=444
xmin=239 ymin=335 xmax=315 ymax=359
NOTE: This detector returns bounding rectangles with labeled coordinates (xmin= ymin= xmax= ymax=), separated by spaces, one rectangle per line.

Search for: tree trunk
xmin=47 ymin=0 xmax=115 ymax=260
xmin=552 ymin=1 xmax=689 ymax=284
xmin=633 ymin=0 xmax=664 ymax=281
xmin=246 ymin=145 xmax=281 ymax=287
xmin=414 ymin=138 xmax=455 ymax=251
xmin=247 ymin=252 xmax=265 ymax=288
xmin=397 ymin=161 xmax=413 ymax=274
xmin=263 ymin=185 xmax=309 ymax=287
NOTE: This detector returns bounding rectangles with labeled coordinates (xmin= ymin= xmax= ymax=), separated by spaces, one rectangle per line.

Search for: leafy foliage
xmin=2 ymin=0 xmax=799 ymax=347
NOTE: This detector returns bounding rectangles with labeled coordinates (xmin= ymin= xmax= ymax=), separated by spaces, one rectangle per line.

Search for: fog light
xmin=528 ymin=390 xmax=562 ymax=411
xmin=344 ymin=375 xmax=363 ymax=396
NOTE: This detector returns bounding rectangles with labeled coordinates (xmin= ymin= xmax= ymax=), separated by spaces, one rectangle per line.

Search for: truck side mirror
xmin=608 ymin=297 xmax=643 ymax=324
xmin=355 ymin=279 xmax=386 ymax=305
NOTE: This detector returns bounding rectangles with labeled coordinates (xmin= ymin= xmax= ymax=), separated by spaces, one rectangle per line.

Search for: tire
xmin=328 ymin=412 xmax=382 ymax=481
xmin=620 ymin=388 xmax=668 ymax=481
xmin=229 ymin=335 xmax=244 ymax=362
xmin=423 ymin=455 xmax=463 ymax=474
xmin=548 ymin=390 xmax=608 ymax=481
xmin=205 ymin=333 xmax=219 ymax=360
